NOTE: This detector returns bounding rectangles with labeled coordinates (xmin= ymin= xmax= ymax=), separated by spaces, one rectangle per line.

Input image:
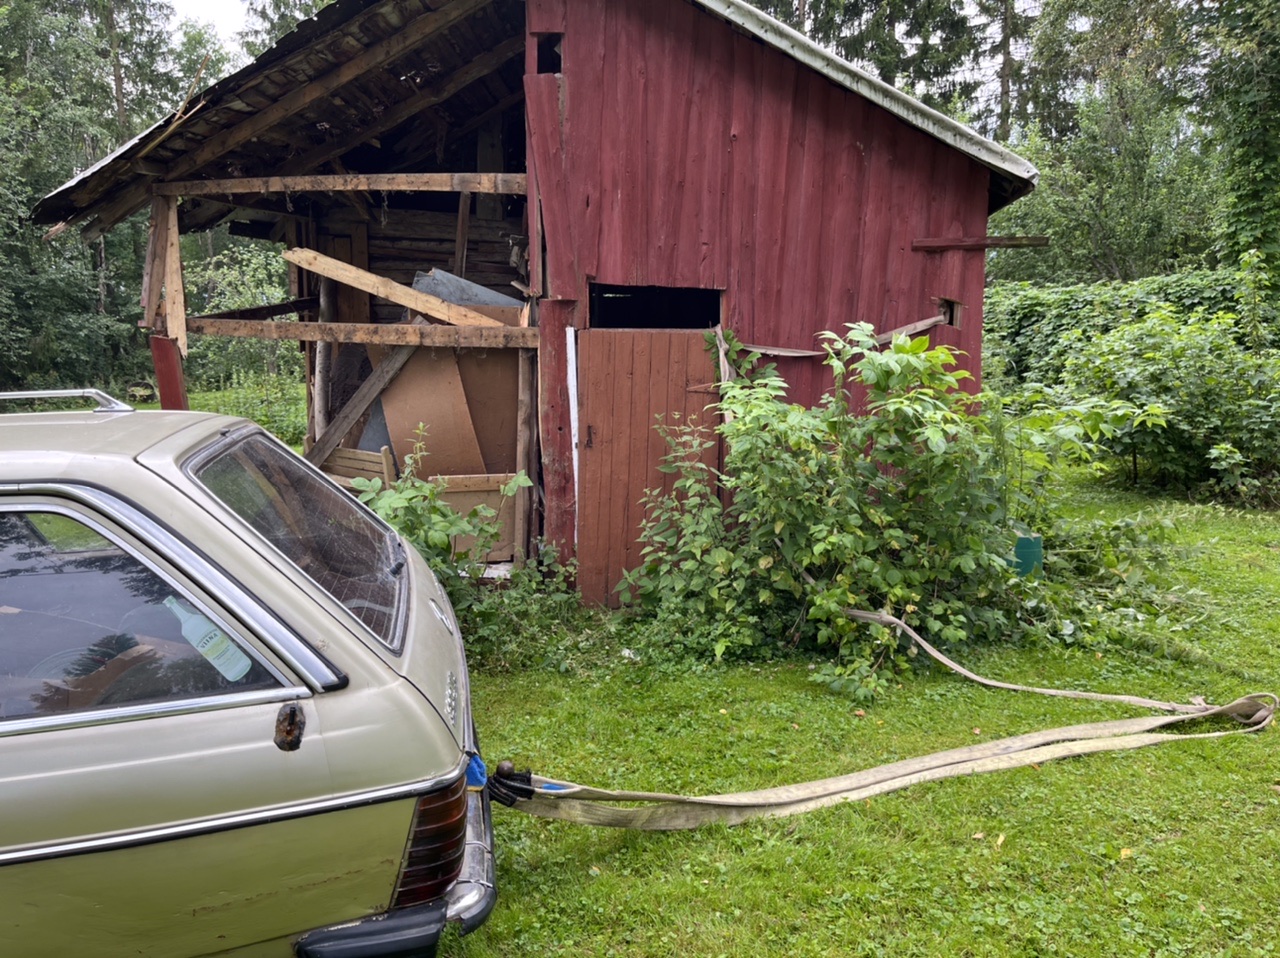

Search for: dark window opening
xmin=537 ymin=34 xmax=563 ymax=74
xmin=589 ymin=284 xmax=721 ymax=330
xmin=939 ymin=298 xmax=964 ymax=327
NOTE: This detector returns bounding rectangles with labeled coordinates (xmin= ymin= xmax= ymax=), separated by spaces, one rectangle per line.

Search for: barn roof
xmin=34 ymin=0 xmax=1036 ymax=238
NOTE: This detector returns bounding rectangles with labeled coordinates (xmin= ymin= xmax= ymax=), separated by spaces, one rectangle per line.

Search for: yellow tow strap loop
xmin=493 ymin=611 xmax=1275 ymax=830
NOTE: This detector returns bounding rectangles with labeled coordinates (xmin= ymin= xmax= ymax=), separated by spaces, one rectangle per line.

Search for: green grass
xmin=449 ymin=480 xmax=1280 ymax=957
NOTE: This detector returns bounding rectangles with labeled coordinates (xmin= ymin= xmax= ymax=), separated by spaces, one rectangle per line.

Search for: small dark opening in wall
xmin=939 ymin=298 xmax=964 ymax=327
xmin=589 ymin=284 xmax=721 ymax=330
xmin=537 ymin=34 xmax=563 ymax=74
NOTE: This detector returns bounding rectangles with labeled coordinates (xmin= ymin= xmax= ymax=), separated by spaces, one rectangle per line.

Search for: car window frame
xmin=0 ymin=490 xmax=312 ymax=739
xmin=183 ymin=425 xmax=411 ymax=655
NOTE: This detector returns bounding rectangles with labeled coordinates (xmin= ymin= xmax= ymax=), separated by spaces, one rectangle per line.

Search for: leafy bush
xmin=984 ymin=263 xmax=1259 ymax=388
xmin=188 ymin=370 xmax=308 ymax=446
xmin=183 ymin=241 xmax=303 ymax=390
xmin=621 ymin=326 xmax=1163 ymax=699
xmin=1063 ymin=308 xmax=1280 ymax=503
xmin=354 ymin=448 xmax=589 ymax=669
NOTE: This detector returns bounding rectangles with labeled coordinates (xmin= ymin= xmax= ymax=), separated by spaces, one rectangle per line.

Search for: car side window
xmin=0 ymin=509 xmax=279 ymax=723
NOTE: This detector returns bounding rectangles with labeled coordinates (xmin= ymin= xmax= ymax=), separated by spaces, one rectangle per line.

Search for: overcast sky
xmin=169 ymin=0 xmax=247 ymax=44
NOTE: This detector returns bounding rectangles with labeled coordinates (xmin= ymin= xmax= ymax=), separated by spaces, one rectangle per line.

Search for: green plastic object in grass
xmin=1013 ymin=533 xmax=1044 ymax=576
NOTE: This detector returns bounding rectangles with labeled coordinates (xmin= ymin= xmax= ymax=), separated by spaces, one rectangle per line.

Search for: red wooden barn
xmin=35 ymin=0 xmax=1037 ymax=603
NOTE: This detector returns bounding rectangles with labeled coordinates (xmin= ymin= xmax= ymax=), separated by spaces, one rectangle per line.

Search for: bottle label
xmin=163 ymin=596 xmax=253 ymax=682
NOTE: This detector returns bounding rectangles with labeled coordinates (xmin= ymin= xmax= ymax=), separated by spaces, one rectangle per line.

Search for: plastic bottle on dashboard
xmin=162 ymin=596 xmax=252 ymax=682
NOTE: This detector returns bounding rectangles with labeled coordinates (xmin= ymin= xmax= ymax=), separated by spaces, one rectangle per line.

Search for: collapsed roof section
xmin=35 ymin=0 xmax=527 ymax=241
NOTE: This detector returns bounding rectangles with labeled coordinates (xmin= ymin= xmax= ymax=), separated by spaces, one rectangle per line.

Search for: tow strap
xmin=489 ymin=610 xmax=1275 ymax=830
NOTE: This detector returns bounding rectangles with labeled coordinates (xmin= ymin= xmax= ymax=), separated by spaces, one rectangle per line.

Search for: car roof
xmin=0 ymin=408 xmax=242 ymax=475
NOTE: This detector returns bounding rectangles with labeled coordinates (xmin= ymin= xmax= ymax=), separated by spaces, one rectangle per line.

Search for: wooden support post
xmin=150 ymin=335 xmax=189 ymax=410
xmin=162 ymin=196 xmax=187 ymax=356
xmin=314 ymin=276 xmax=335 ymax=437
xmin=139 ymin=196 xmax=169 ymax=330
xmin=537 ymin=300 xmax=576 ymax=561
xmin=514 ymin=347 xmax=538 ymax=562
xmin=453 ymin=191 xmax=471 ymax=278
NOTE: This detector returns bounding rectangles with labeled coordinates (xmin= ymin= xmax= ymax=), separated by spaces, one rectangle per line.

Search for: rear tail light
xmin=392 ymin=775 xmax=468 ymax=909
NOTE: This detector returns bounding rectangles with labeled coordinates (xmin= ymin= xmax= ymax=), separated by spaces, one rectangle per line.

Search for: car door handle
xmin=274 ymin=702 xmax=306 ymax=751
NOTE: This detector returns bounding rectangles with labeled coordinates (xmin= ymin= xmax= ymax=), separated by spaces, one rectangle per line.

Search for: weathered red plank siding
xmin=547 ymin=0 xmax=990 ymax=399
xmin=529 ymin=0 xmax=994 ymax=583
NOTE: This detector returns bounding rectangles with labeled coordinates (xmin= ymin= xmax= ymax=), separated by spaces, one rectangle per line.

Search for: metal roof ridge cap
xmin=690 ymin=0 xmax=1039 ymax=188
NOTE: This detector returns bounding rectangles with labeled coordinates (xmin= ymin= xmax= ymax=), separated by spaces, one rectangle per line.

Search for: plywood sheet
xmin=430 ymin=473 xmax=517 ymax=561
xmin=379 ymin=350 xmax=486 ymax=476
xmin=457 ymin=351 xmax=519 ymax=474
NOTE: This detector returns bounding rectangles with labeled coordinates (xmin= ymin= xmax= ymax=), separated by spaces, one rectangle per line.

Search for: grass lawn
xmin=451 ymin=481 xmax=1280 ymax=957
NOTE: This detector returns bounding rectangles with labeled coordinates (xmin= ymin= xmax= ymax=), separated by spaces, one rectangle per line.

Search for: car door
xmin=0 ymin=494 xmax=408 ymax=957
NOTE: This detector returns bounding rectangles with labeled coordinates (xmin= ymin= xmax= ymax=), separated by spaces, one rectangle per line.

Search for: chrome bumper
xmin=443 ymin=786 xmax=496 ymax=933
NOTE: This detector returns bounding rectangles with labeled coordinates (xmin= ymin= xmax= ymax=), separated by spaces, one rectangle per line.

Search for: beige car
xmin=0 ymin=390 xmax=494 ymax=957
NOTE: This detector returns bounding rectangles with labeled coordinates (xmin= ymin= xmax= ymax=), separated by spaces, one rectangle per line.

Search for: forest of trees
xmin=2 ymin=0 xmax=1278 ymax=391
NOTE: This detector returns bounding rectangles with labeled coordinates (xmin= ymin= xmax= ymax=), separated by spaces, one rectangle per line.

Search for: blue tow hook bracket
xmin=466 ymin=752 xmax=488 ymax=791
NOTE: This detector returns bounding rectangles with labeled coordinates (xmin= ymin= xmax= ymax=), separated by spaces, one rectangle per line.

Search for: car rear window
xmin=193 ymin=434 xmax=406 ymax=650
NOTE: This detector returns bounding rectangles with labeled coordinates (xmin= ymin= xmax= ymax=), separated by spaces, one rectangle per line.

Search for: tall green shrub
xmin=984 ymin=268 xmax=1246 ymax=388
xmin=622 ymin=326 xmax=1152 ymax=698
xmin=1064 ymin=308 xmax=1280 ymax=502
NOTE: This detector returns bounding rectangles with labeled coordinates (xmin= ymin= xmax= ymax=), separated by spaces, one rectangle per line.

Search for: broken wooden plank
xmin=875 ymin=314 xmax=948 ymax=345
xmin=139 ymin=196 xmax=169 ymax=330
xmin=189 ymin=297 xmax=318 ymax=321
xmin=154 ymin=173 xmax=528 ymax=197
xmin=911 ymin=236 xmax=1049 ymax=251
xmin=282 ymin=247 xmax=503 ymax=328
xmin=185 ymin=317 xmax=538 ymax=348
xmin=306 ymin=346 xmax=418 ymax=468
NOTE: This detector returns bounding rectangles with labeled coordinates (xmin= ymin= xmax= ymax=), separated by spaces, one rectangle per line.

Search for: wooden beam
xmin=189 ymin=297 xmax=318 ymax=321
xmin=186 ymin=317 xmax=539 ymax=349
xmin=281 ymin=247 xmax=504 ymax=328
xmin=912 ymin=236 xmax=1050 ymax=251
xmin=305 ymin=346 xmax=418 ymax=468
xmin=78 ymin=0 xmax=498 ymax=241
xmin=154 ymin=173 xmax=527 ymax=197
xmin=289 ymin=37 xmax=525 ymax=174
xmin=875 ymin=314 xmax=948 ymax=345
xmin=314 ymin=277 xmax=336 ymax=438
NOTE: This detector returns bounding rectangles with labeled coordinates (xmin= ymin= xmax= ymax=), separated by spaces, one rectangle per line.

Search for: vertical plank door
xmin=576 ymin=329 xmax=720 ymax=605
